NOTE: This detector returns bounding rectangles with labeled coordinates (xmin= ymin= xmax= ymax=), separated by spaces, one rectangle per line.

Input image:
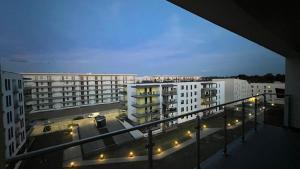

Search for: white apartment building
xmin=213 ymin=78 xmax=251 ymax=105
xmin=250 ymin=82 xmax=285 ymax=104
xmin=1 ymin=71 xmax=26 ymax=158
xmin=126 ymin=81 xmax=224 ymax=133
xmin=136 ymin=75 xmax=202 ymax=83
xmin=22 ymin=73 xmax=136 ymax=113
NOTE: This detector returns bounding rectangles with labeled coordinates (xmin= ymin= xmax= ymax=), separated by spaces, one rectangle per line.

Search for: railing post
xmin=254 ymin=97 xmax=257 ymax=132
xmin=146 ymin=128 xmax=154 ymax=169
xmin=242 ymin=101 xmax=245 ymax=143
xmin=263 ymin=93 xmax=266 ymax=123
xmin=196 ymin=114 xmax=201 ymax=169
xmin=223 ymin=107 xmax=228 ymax=156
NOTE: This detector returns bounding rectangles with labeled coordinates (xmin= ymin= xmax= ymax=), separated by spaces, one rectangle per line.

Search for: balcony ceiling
xmin=168 ymin=0 xmax=300 ymax=58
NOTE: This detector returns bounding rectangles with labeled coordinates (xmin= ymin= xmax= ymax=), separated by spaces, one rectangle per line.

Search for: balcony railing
xmin=131 ymin=92 xmax=160 ymax=98
xmin=162 ymin=99 xmax=177 ymax=105
xmin=162 ymin=90 xmax=177 ymax=95
xmin=132 ymin=110 xmax=160 ymax=118
xmin=131 ymin=101 xmax=160 ymax=108
xmin=6 ymin=93 xmax=291 ymax=169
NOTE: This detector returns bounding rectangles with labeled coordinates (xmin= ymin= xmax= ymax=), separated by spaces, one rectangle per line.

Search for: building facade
xmin=22 ymin=73 xmax=136 ymax=113
xmin=250 ymin=82 xmax=285 ymax=104
xmin=1 ymin=71 xmax=26 ymax=158
xmin=213 ymin=78 xmax=251 ymax=105
xmin=136 ymin=75 xmax=202 ymax=83
xmin=126 ymin=81 xmax=224 ymax=133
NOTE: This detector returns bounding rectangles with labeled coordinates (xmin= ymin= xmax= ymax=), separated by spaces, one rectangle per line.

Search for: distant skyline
xmin=0 ymin=0 xmax=284 ymax=76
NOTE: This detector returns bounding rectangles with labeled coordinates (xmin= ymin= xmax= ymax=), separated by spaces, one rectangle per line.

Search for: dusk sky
xmin=0 ymin=0 xmax=284 ymax=76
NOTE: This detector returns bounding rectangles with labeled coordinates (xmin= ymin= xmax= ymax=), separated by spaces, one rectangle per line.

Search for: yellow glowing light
xmin=187 ymin=130 xmax=191 ymax=136
xmin=70 ymin=126 xmax=73 ymax=129
xmin=268 ymin=86 xmax=271 ymax=89
xmin=157 ymin=148 xmax=162 ymax=153
xmin=203 ymin=124 xmax=207 ymax=128
xmin=235 ymin=119 xmax=239 ymax=123
xmin=248 ymin=97 xmax=256 ymax=103
xmin=100 ymin=154 xmax=104 ymax=160
xmin=271 ymin=103 xmax=275 ymax=106
xmin=249 ymin=113 xmax=252 ymax=116
xmin=129 ymin=151 xmax=134 ymax=157
xmin=174 ymin=140 xmax=179 ymax=146
xmin=70 ymin=162 xmax=74 ymax=167
xmin=70 ymin=132 xmax=73 ymax=135
xmin=227 ymin=123 xmax=231 ymax=127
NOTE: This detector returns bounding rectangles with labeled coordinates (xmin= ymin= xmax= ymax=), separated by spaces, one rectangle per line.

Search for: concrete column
xmin=285 ymin=56 xmax=300 ymax=129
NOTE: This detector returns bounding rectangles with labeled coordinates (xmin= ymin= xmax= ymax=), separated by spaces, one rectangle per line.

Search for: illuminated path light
xmin=100 ymin=154 xmax=104 ymax=160
xmin=203 ymin=124 xmax=207 ymax=129
xmin=157 ymin=148 xmax=162 ymax=154
xmin=129 ymin=151 xmax=134 ymax=158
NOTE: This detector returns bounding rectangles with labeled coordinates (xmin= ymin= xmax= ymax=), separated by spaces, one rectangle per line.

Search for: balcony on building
xmin=131 ymin=101 xmax=160 ymax=108
xmin=131 ymin=91 xmax=160 ymax=98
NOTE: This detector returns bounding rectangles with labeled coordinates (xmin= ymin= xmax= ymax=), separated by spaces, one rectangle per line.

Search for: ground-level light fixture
xmin=227 ymin=123 xmax=231 ymax=127
xmin=100 ymin=154 xmax=104 ymax=160
xmin=174 ymin=140 xmax=179 ymax=146
xmin=70 ymin=161 xmax=75 ymax=167
xmin=70 ymin=131 xmax=73 ymax=135
xmin=70 ymin=126 xmax=73 ymax=130
xmin=203 ymin=124 xmax=207 ymax=129
xmin=157 ymin=148 xmax=162 ymax=154
xmin=187 ymin=130 xmax=192 ymax=137
xmin=249 ymin=113 xmax=252 ymax=116
xmin=129 ymin=151 xmax=134 ymax=158
xmin=235 ymin=119 xmax=239 ymax=123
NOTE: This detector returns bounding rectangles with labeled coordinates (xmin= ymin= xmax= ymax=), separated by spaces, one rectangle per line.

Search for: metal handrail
xmin=6 ymin=94 xmax=269 ymax=163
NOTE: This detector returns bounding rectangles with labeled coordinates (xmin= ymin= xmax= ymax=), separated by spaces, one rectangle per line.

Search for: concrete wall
xmin=286 ymin=57 xmax=300 ymax=129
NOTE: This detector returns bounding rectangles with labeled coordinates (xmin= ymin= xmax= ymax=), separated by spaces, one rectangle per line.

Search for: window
xmin=190 ymin=92 xmax=192 ymax=97
xmin=194 ymin=85 xmax=197 ymax=89
xmin=186 ymin=92 xmax=188 ymax=97
xmin=186 ymin=107 xmax=188 ymax=111
xmin=181 ymin=93 xmax=184 ymax=97
xmin=181 ymin=107 xmax=184 ymax=112
xmin=191 ymin=106 xmax=193 ymax=111
xmin=194 ymin=105 xmax=197 ymax=108
xmin=6 ymin=95 xmax=12 ymax=107
xmin=194 ymin=98 xmax=197 ymax=102
xmin=186 ymin=85 xmax=188 ymax=90
xmin=191 ymin=99 xmax=192 ymax=103
xmin=6 ymin=112 xmax=10 ymax=124
xmin=194 ymin=91 xmax=197 ymax=95
xmin=190 ymin=85 xmax=192 ymax=90
xmin=181 ymin=100 xmax=184 ymax=104
xmin=181 ymin=85 xmax=184 ymax=90
xmin=186 ymin=99 xmax=188 ymax=104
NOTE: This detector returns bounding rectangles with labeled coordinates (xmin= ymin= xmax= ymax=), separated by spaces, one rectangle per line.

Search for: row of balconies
xmin=29 ymin=96 xmax=120 ymax=106
xmin=26 ymin=93 xmax=120 ymax=101
xmin=25 ymin=84 xmax=122 ymax=89
xmin=25 ymin=79 xmax=131 ymax=82
xmin=29 ymin=88 xmax=121 ymax=94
